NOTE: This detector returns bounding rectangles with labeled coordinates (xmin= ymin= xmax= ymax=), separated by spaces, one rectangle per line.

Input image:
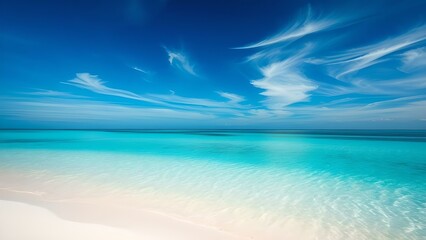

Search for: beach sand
xmin=0 ymin=200 xmax=142 ymax=240
xmin=0 ymin=190 xmax=243 ymax=240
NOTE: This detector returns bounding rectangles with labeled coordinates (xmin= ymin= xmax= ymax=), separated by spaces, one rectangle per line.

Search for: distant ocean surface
xmin=0 ymin=130 xmax=425 ymax=239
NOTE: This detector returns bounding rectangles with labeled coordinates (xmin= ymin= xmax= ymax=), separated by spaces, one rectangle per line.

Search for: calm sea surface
xmin=0 ymin=130 xmax=425 ymax=239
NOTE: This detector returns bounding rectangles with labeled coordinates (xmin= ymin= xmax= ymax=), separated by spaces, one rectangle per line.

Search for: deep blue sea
xmin=0 ymin=130 xmax=425 ymax=239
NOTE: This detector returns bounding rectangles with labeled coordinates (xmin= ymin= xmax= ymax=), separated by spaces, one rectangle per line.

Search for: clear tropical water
xmin=0 ymin=130 xmax=425 ymax=239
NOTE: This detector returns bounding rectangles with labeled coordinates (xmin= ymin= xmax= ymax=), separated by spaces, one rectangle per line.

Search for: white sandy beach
xmin=0 ymin=191 xmax=243 ymax=240
xmin=0 ymin=200 xmax=142 ymax=240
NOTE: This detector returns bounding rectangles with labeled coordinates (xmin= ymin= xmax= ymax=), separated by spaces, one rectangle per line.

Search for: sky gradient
xmin=1 ymin=0 xmax=425 ymax=129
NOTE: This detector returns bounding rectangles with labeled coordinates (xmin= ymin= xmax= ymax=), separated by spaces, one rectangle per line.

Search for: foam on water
xmin=0 ymin=130 xmax=425 ymax=239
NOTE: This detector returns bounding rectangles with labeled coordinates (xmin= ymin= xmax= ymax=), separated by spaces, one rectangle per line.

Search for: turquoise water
xmin=0 ymin=130 xmax=425 ymax=239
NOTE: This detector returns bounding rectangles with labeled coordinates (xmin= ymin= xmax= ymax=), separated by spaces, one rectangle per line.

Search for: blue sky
xmin=0 ymin=0 xmax=425 ymax=129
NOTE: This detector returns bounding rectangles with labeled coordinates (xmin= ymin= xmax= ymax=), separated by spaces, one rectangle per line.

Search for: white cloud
xmin=400 ymin=47 xmax=426 ymax=73
xmin=234 ymin=6 xmax=340 ymax=49
xmin=362 ymin=96 xmax=425 ymax=109
xmin=252 ymin=64 xmax=317 ymax=109
xmin=316 ymin=75 xmax=426 ymax=96
xmin=132 ymin=66 xmax=149 ymax=74
xmin=315 ymin=25 xmax=426 ymax=79
xmin=131 ymin=66 xmax=152 ymax=82
xmin=147 ymin=92 xmax=247 ymax=109
xmin=250 ymin=45 xmax=318 ymax=109
xmin=217 ymin=91 xmax=245 ymax=104
xmin=164 ymin=47 xmax=197 ymax=76
xmin=236 ymin=8 xmax=326 ymax=114
xmin=64 ymin=73 xmax=165 ymax=105
xmin=63 ymin=73 xmax=248 ymax=117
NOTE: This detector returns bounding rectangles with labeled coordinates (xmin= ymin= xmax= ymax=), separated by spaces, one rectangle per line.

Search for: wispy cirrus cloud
xmin=131 ymin=66 xmax=152 ymax=82
xmin=316 ymin=75 xmax=426 ymax=97
xmin=250 ymin=45 xmax=318 ymax=110
xmin=234 ymin=7 xmax=343 ymax=114
xmin=313 ymin=25 xmax=426 ymax=79
xmin=234 ymin=6 xmax=342 ymax=49
xmin=217 ymin=91 xmax=245 ymax=104
xmin=164 ymin=47 xmax=198 ymax=76
xmin=351 ymin=76 xmax=426 ymax=95
xmin=361 ymin=95 xmax=425 ymax=109
xmin=147 ymin=92 xmax=247 ymax=109
xmin=251 ymin=67 xmax=316 ymax=109
xmin=399 ymin=47 xmax=426 ymax=73
xmin=63 ymin=73 xmax=165 ymax=105
xmin=62 ymin=73 xmax=247 ymax=116
xmin=132 ymin=66 xmax=150 ymax=74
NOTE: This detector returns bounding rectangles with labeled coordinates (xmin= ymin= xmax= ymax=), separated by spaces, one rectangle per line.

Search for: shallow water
xmin=0 ymin=130 xmax=425 ymax=239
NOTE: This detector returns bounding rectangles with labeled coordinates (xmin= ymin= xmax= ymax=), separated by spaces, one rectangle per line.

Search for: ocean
xmin=0 ymin=130 xmax=425 ymax=239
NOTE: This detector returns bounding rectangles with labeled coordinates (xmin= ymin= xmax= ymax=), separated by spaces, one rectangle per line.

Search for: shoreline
xmin=0 ymin=188 xmax=244 ymax=240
